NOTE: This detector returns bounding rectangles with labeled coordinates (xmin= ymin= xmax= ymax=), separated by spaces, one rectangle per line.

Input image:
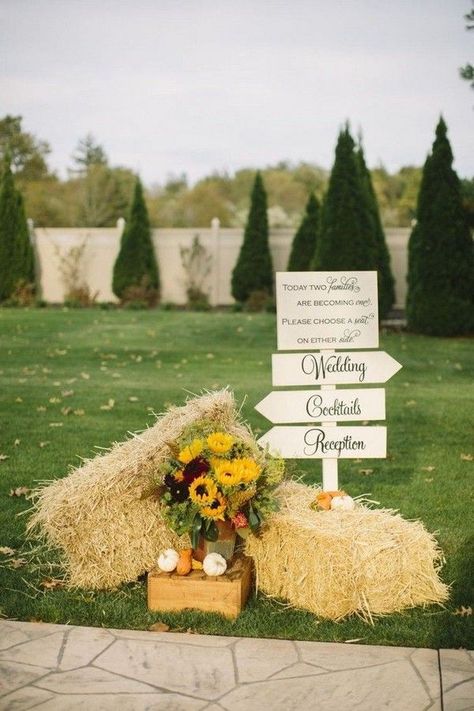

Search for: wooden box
xmin=147 ymin=555 xmax=253 ymax=619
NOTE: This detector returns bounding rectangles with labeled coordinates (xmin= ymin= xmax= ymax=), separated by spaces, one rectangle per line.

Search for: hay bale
xmin=245 ymin=481 xmax=449 ymax=621
xmin=28 ymin=390 xmax=252 ymax=590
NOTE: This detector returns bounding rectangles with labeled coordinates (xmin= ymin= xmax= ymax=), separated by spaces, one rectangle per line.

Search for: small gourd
xmin=157 ymin=548 xmax=179 ymax=573
xmin=203 ymin=552 xmax=227 ymax=577
xmin=331 ymin=495 xmax=355 ymax=511
xmin=176 ymin=548 xmax=193 ymax=576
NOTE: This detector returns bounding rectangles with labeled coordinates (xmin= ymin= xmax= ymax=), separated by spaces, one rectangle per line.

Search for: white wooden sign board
xmin=272 ymin=351 xmax=402 ymax=386
xmin=276 ymin=271 xmax=379 ymax=351
xmin=255 ymin=388 xmax=386 ymax=423
xmin=257 ymin=425 xmax=387 ymax=459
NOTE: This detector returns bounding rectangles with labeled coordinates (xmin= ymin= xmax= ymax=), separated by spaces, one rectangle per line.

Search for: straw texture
xmin=28 ymin=389 xmax=252 ymax=589
xmin=245 ymin=480 xmax=449 ymax=621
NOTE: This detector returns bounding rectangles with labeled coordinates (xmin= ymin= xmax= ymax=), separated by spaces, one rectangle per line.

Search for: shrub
xmin=406 ymin=118 xmax=474 ymax=336
xmin=112 ymin=178 xmax=159 ymax=303
xmin=0 ymin=155 xmax=36 ymax=301
xmin=287 ymin=193 xmax=320 ymax=271
xmin=231 ymin=172 xmax=273 ymax=303
xmin=313 ymin=127 xmax=377 ymax=272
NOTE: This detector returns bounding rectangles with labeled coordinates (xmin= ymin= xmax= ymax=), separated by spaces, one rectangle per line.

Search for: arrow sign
xmin=258 ymin=425 xmax=387 ymax=459
xmin=255 ymin=388 xmax=386 ymax=423
xmin=272 ymin=351 xmax=402 ymax=386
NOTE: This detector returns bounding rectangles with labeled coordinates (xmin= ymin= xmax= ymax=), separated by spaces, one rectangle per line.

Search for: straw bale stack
xmin=28 ymin=389 xmax=252 ymax=589
xmin=245 ymin=480 xmax=449 ymax=621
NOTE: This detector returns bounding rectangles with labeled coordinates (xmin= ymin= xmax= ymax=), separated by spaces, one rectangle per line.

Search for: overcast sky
xmin=1 ymin=0 xmax=472 ymax=185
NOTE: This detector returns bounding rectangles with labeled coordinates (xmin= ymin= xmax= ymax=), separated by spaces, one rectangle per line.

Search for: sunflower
xmin=234 ymin=457 xmax=262 ymax=483
xmin=207 ymin=432 xmax=234 ymax=455
xmin=189 ymin=475 xmax=217 ymax=505
xmin=178 ymin=438 xmax=204 ymax=464
xmin=201 ymin=491 xmax=227 ymax=520
xmin=213 ymin=460 xmax=244 ymax=487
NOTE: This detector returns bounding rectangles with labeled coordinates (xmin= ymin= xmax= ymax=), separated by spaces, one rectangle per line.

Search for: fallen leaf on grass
xmin=61 ymin=407 xmax=73 ymax=416
xmin=9 ymin=487 xmax=31 ymax=497
xmin=9 ymin=558 xmax=27 ymax=569
xmin=128 ymin=396 xmax=139 ymax=402
xmin=49 ymin=422 xmax=63 ymax=428
xmin=421 ymin=466 xmax=435 ymax=472
xmin=0 ymin=454 xmax=9 ymax=462
xmin=73 ymin=409 xmax=85 ymax=416
xmin=0 ymin=547 xmax=15 ymax=556
xmin=405 ymin=400 xmax=417 ymax=407
xmin=62 ymin=390 xmax=74 ymax=397
xmin=14 ymin=439 xmax=20 ymax=447
xmin=40 ymin=578 xmax=64 ymax=590
xmin=358 ymin=468 xmax=374 ymax=476
xmin=39 ymin=441 xmax=50 ymax=448
xmin=460 ymin=453 xmax=473 ymax=462
xmin=148 ymin=621 xmax=170 ymax=632
xmin=100 ymin=399 xmax=115 ymax=411
xmin=453 ymin=606 xmax=472 ymax=617
xmin=424 ymin=478 xmax=434 ymax=483
xmin=80 ymin=372 xmax=90 ymax=380
xmin=15 ymin=397 xmax=23 ymax=403
xmin=49 ymin=397 xmax=61 ymax=404
xmin=36 ymin=406 xmax=47 ymax=412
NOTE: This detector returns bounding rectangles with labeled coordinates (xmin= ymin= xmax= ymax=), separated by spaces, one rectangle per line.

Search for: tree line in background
xmin=1 ymin=114 xmax=473 ymax=231
xmin=0 ymin=117 xmax=472 ymax=336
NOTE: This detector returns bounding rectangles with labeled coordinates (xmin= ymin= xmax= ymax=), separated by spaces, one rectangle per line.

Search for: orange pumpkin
xmin=176 ymin=548 xmax=193 ymax=576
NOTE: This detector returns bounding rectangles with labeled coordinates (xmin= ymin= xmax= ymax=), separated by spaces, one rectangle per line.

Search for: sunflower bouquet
xmin=154 ymin=420 xmax=285 ymax=549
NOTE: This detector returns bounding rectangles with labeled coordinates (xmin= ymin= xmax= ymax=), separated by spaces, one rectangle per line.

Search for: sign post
xmin=256 ymin=271 xmax=402 ymax=491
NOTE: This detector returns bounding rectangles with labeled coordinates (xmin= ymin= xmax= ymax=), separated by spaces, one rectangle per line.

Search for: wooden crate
xmin=147 ymin=555 xmax=253 ymax=619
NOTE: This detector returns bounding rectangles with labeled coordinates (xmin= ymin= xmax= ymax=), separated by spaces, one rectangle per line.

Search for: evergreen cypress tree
xmin=357 ymin=145 xmax=395 ymax=318
xmin=112 ymin=177 xmax=159 ymax=301
xmin=231 ymin=172 xmax=273 ymax=302
xmin=287 ymin=193 xmax=320 ymax=271
xmin=313 ymin=127 xmax=377 ymax=273
xmin=0 ymin=155 xmax=35 ymax=301
xmin=406 ymin=117 xmax=474 ymax=335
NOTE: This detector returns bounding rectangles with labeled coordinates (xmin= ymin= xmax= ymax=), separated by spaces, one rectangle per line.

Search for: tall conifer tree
xmin=313 ymin=127 xmax=377 ymax=272
xmin=231 ymin=172 xmax=273 ymax=302
xmin=357 ymin=145 xmax=395 ymax=318
xmin=406 ymin=118 xmax=474 ymax=335
xmin=112 ymin=177 xmax=159 ymax=300
xmin=287 ymin=193 xmax=320 ymax=271
xmin=0 ymin=155 xmax=35 ymax=301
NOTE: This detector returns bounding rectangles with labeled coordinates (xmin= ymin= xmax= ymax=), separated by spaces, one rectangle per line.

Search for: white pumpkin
xmin=203 ymin=552 xmax=227 ymax=577
xmin=157 ymin=548 xmax=180 ymax=572
xmin=331 ymin=495 xmax=355 ymax=511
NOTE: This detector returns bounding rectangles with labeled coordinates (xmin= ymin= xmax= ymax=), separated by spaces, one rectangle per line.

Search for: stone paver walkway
xmin=0 ymin=621 xmax=472 ymax=710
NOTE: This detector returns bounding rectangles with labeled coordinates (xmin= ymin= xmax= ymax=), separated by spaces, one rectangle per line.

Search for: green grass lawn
xmin=0 ymin=308 xmax=473 ymax=649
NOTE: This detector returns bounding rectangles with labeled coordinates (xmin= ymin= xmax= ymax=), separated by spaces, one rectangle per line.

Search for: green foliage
xmin=112 ymin=178 xmax=159 ymax=301
xmin=313 ymin=127 xmax=377 ymax=272
xmin=287 ymin=193 xmax=320 ymax=271
xmin=357 ymin=146 xmax=395 ymax=318
xmin=407 ymin=118 xmax=474 ymax=336
xmin=71 ymin=133 xmax=108 ymax=172
xmin=0 ymin=115 xmax=51 ymax=181
xmin=0 ymin=156 xmax=35 ymax=301
xmin=231 ymin=172 xmax=273 ymax=302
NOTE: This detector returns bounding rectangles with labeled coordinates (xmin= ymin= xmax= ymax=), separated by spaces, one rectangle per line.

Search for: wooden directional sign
xmin=276 ymin=271 xmax=379 ymax=351
xmin=255 ymin=388 xmax=386 ymax=423
xmin=272 ymin=351 xmax=402 ymax=386
xmin=257 ymin=425 xmax=387 ymax=459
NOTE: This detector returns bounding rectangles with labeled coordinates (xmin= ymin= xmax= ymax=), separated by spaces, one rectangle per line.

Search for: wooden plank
xmin=272 ymin=351 xmax=402 ymax=386
xmin=257 ymin=425 xmax=387 ymax=459
xmin=147 ymin=555 xmax=253 ymax=619
xmin=255 ymin=388 xmax=386 ymax=423
xmin=275 ymin=270 xmax=379 ymax=350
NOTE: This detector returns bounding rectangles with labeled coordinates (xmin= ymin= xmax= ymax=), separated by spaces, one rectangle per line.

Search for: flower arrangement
xmin=154 ymin=420 xmax=285 ymax=548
